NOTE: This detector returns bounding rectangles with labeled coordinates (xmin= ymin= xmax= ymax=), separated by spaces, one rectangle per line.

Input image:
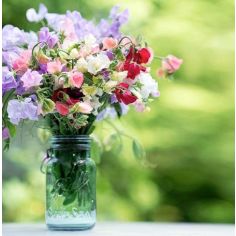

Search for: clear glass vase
xmin=45 ymin=135 xmax=96 ymax=230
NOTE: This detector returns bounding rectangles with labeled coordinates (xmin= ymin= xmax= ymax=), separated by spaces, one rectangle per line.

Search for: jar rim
xmin=50 ymin=135 xmax=91 ymax=148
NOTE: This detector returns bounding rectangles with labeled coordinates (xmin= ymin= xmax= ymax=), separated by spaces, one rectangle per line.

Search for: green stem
xmin=2 ymin=89 xmax=15 ymax=119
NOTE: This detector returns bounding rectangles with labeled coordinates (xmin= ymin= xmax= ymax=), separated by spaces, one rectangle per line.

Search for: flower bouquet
xmin=2 ymin=4 xmax=182 ymax=230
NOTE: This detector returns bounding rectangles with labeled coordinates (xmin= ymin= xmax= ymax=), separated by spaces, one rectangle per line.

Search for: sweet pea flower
xmin=60 ymin=17 xmax=78 ymax=41
xmin=38 ymin=27 xmax=58 ymax=48
xmin=102 ymin=37 xmax=118 ymax=50
xmin=77 ymin=102 xmax=93 ymax=114
xmin=7 ymin=98 xmax=38 ymax=125
xmin=47 ymin=59 xmax=63 ymax=74
xmin=76 ymin=58 xmax=88 ymax=73
xmin=135 ymin=47 xmax=153 ymax=64
xmin=21 ymin=69 xmax=43 ymax=90
xmin=56 ymin=102 xmax=69 ymax=116
xmin=12 ymin=50 xmax=31 ymax=75
xmin=2 ymin=127 xmax=10 ymax=140
xmin=26 ymin=4 xmax=48 ymax=22
xmin=69 ymin=71 xmax=84 ymax=88
xmin=87 ymin=53 xmax=111 ymax=74
xmin=2 ymin=67 xmax=17 ymax=94
xmin=133 ymin=101 xmax=146 ymax=112
xmin=135 ymin=72 xmax=159 ymax=99
xmin=162 ymin=55 xmax=183 ymax=74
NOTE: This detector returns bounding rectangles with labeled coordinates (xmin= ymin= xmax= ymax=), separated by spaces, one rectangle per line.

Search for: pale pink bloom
xmin=21 ymin=69 xmax=43 ymax=89
xmin=61 ymin=17 xmax=78 ymax=41
xmin=162 ymin=55 xmax=183 ymax=74
xmin=69 ymin=71 xmax=84 ymax=88
xmin=47 ymin=59 xmax=63 ymax=74
xmin=102 ymin=37 xmax=118 ymax=50
xmin=12 ymin=50 xmax=31 ymax=75
xmin=77 ymin=102 xmax=93 ymax=114
xmin=91 ymin=45 xmax=100 ymax=54
xmin=134 ymin=101 xmax=146 ymax=112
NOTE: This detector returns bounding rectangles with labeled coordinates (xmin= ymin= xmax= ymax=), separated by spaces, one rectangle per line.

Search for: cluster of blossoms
xmin=2 ymin=4 xmax=182 ymax=142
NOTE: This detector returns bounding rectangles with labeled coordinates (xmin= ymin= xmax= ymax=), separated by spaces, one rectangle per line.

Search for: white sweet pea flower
xmin=76 ymin=58 xmax=88 ymax=73
xmin=69 ymin=48 xmax=80 ymax=59
xmin=26 ymin=4 xmax=48 ymax=22
xmin=87 ymin=53 xmax=111 ymax=74
xmin=111 ymin=71 xmax=128 ymax=82
xmin=84 ymin=96 xmax=101 ymax=115
xmin=104 ymin=81 xmax=118 ymax=93
xmin=135 ymin=72 xmax=159 ymax=99
xmin=84 ymin=34 xmax=97 ymax=47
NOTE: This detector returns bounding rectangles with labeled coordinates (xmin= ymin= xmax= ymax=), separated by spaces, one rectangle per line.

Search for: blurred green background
xmin=3 ymin=0 xmax=234 ymax=223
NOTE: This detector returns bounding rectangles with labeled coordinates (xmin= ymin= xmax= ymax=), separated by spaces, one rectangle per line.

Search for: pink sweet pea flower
xmin=12 ymin=50 xmax=31 ymax=75
xmin=77 ymin=102 xmax=93 ymax=114
xmin=61 ymin=17 xmax=78 ymax=41
xmin=162 ymin=55 xmax=183 ymax=74
xmin=69 ymin=71 xmax=84 ymax=88
xmin=47 ymin=59 xmax=63 ymax=74
xmin=55 ymin=102 xmax=69 ymax=116
xmin=21 ymin=69 xmax=43 ymax=89
xmin=102 ymin=37 xmax=118 ymax=50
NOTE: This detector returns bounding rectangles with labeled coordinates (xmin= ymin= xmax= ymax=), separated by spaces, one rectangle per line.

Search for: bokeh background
xmin=2 ymin=0 xmax=234 ymax=223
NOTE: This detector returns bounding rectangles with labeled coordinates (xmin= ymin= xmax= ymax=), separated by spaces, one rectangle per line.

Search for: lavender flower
xmin=20 ymin=70 xmax=43 ymax=90
xmin=98 ymin=6 xmax=129 ymax=39
xmin=39 ymin=27 xmax=58 ymax=48
xmin=2 ymin=127 xmax=10 ymax=140
xmin=7 ymin=98 xmax=39 ymax=125
xmin=2 ymin=67 xmax=17 ymax=94
xmin=96 ymin=103 xmax=129 ymax=121
xmin=2 ymin=25 xmax=37 ymax=51
xmin=26 ymin=3 xmax=48 ymax=22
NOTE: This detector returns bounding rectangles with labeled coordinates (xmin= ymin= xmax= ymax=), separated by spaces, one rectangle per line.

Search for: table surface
xmin=3 ymin=222 xmax=234 ymax=236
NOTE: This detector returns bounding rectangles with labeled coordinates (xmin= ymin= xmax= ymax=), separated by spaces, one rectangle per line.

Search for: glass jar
xmin=45 ymin=135 xmax=96 ymax=230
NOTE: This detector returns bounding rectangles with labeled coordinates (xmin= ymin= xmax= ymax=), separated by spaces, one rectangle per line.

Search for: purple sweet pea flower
xmin=7 ymin=98 xmax=39 ymax=125
xmin=2 ymin=67 xmax=17 ymax=94
xmin=96 ymin=103 xmax=129 ymax=121
xmin=106 ymin=51 xmax=114 ymax=60
xmin=110 ymin=94 xmax=118 ymax=104
xmin=2 ymin=127 xmax=10 ymax=140
xmin=38 ymin=63 xmax=48 ymax=74
xmin=2 ymin=25 xmax=37 ymax=51
xmin=26 ymin=3 xmax=48 ymax=22
xmin=98 ymin=6 xmax=129 ymax=39
xmin=20 ymin=69 xmax=43 ymax=90
xmin=38 ymin=27 xmax=58 ymax=48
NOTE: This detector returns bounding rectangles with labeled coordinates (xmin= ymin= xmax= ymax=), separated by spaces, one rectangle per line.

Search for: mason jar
xmin=45 ymin=135 xmax=96 ymax=230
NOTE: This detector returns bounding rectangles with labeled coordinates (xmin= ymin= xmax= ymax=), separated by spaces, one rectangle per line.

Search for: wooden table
xmin=3 ymin=222 xmax=234 ymax=236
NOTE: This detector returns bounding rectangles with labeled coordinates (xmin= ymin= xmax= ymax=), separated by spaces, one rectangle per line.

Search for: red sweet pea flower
xmin=126 ymin=46 xmax=135 ymax=62
xmin=134 ymin=48 xmax=153 ymax=64
xmin=115 ymin=83 xmax=137 ymax=105
xmin=52 ymin=88 xmax=83 ymax=116
xmin=123 ymin=62 xmax=141 ymax=80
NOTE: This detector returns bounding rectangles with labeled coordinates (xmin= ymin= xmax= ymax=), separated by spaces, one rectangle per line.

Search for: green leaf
xmin=113 ymin=103 xmax=122 ymax=118
xmin=132 ymin=139 xmax=146 ymax=160
xmin=63 ymin=192 xmax=77 ymax=205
